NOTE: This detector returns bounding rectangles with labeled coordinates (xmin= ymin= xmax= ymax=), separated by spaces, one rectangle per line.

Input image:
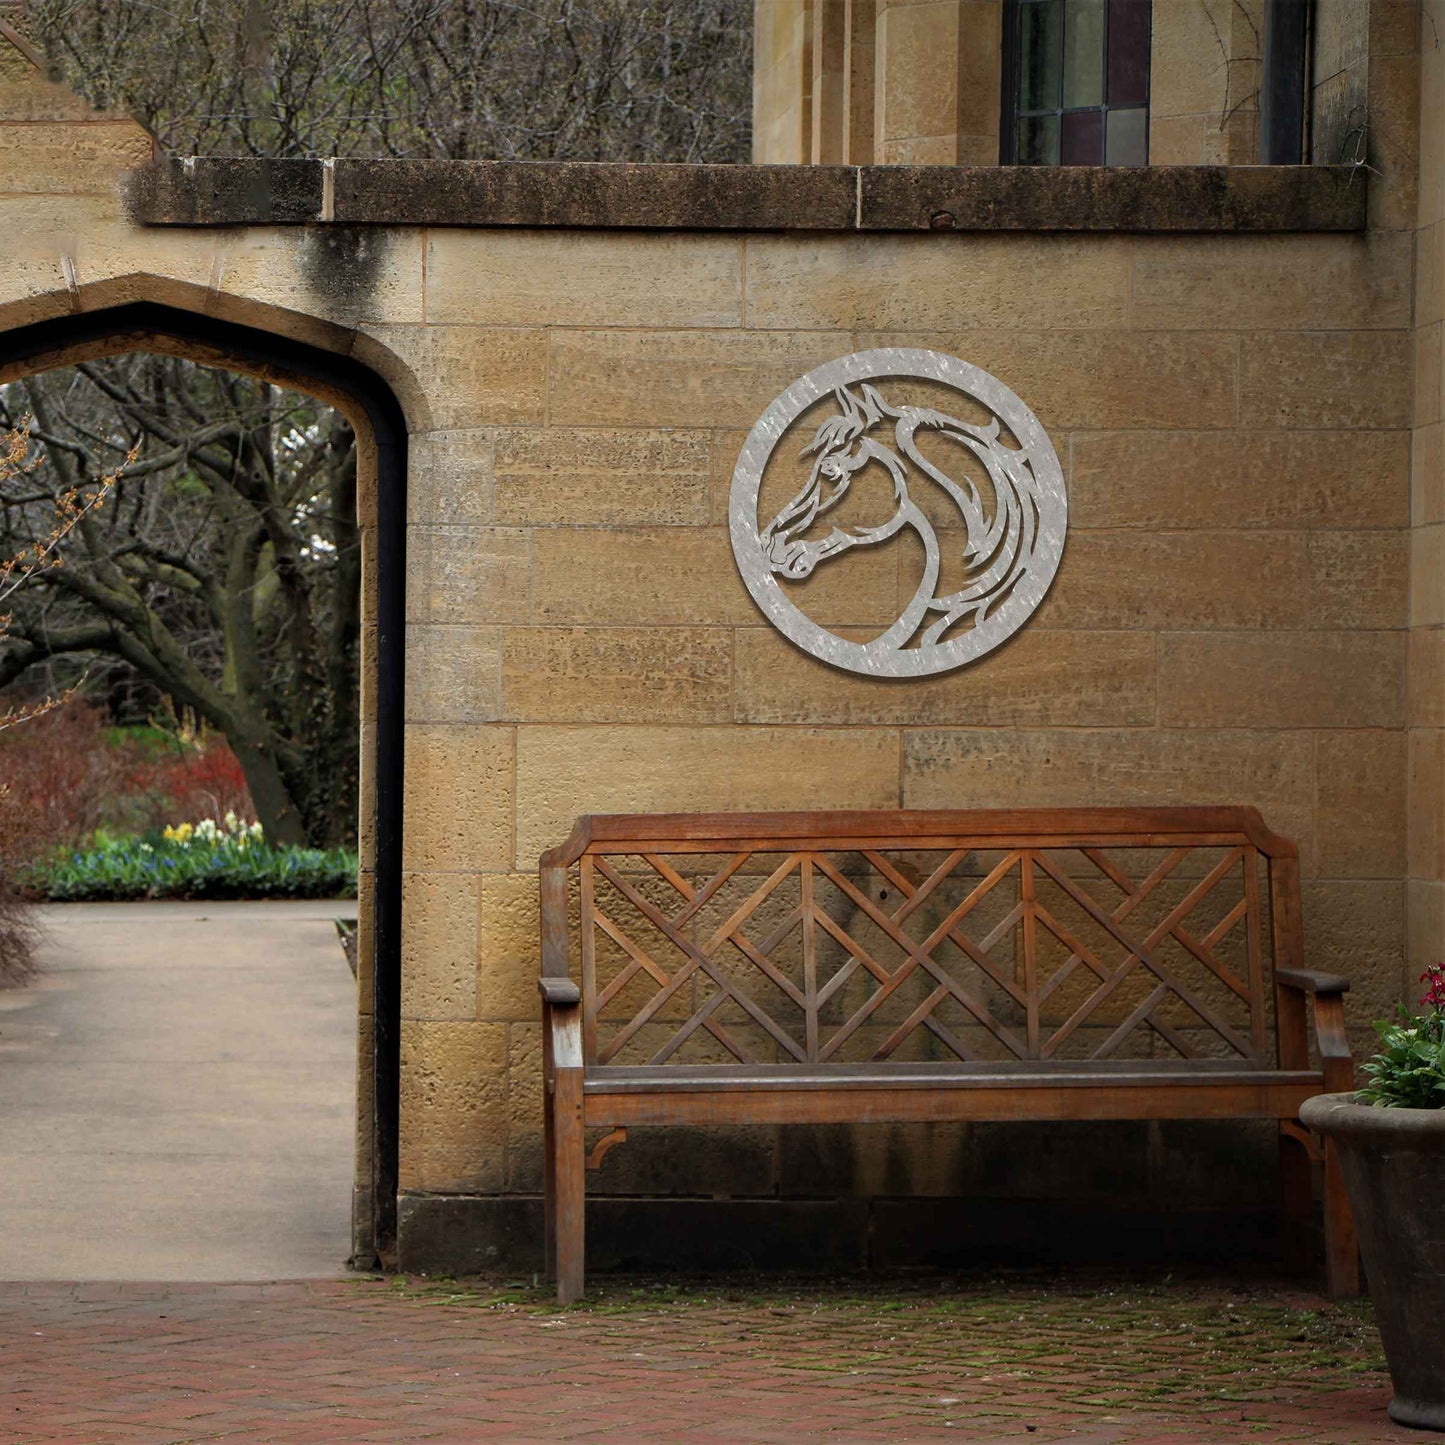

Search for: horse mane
xmin=803 ymin=382 xmax=894 ymax=457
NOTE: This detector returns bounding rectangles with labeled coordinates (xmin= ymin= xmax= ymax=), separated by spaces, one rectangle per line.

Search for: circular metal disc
xmin=728 ymin=348 xmax=1067 ymax=679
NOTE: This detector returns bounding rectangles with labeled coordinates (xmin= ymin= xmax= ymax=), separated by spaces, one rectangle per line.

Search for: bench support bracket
xmin=586 ymin=1127 xmax=628 ymax=1172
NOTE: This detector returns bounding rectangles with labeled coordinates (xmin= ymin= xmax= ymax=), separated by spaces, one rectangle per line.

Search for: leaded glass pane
xmin=1105 ymin=105 xmax=1148 ymax=165
xmin=1062 ymin=0 xmax=1105 ymax=108
xmin=1019 ymin=113 xmax=1061 ymax=165
xmin=1019 ymin=0 xmax=1063 ymax=112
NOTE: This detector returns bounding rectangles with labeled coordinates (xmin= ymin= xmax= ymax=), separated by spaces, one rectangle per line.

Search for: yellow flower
xmin=163 ymin=822 xmax=194 ymax=844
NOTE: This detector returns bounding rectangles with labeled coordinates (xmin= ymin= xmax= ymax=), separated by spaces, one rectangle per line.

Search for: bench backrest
xmin=540 ymin=807 xmax=1304 ymax=1071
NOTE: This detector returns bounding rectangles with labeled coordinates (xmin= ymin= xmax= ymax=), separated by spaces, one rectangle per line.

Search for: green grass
xmin=31 ymin=832 xmax=357 ymax=902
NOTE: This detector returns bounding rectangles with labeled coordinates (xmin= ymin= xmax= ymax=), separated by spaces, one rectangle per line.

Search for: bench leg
xmin=552 ymin=1066 xmax=586 ymax=1305
xmin=1278 ymin=1124 xmax=1313 ymax=1276
xmin=542 ymin=1062 xmax=557 ymax=1285
xmin=1322 ymin=1135 xmax=1360 ymax=1299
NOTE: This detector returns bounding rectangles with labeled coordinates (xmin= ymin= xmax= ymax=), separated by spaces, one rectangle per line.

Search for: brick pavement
xmin=0 ymin=1273 xmax=1415 ymax=1444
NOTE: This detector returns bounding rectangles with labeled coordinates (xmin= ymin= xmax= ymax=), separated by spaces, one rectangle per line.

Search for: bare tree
xmin=0 ymin=360 xmax=360 ymax=847
xmin=29 ymin=0 xmax=752 ymax=162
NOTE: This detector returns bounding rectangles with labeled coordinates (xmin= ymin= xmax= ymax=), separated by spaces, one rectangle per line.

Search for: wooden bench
xmin=539 ymin=807 xmax=1357 ymax=1303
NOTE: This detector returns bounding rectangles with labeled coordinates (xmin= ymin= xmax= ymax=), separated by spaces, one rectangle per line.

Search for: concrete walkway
xmin=0 ymin=900 xmax=358 ymax=1281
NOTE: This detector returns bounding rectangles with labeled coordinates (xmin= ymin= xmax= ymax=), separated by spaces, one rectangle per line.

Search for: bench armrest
xmin=1277 ymin=967 xmax=1350 ymax=995
xmin=539 ymin=977 xmax=581 ymax=1007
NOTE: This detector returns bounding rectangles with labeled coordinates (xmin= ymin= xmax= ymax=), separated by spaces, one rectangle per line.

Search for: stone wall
xmin=1410 ymin=0 xmax=1445 ymax=995
xmin=0 ymin=7 xmax=1431 ymax=1273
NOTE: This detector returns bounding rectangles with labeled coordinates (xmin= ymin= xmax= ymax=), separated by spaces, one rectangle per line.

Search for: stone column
xmin=754 ymin=0 xmax=814 ymax=162
xmin=1148 ymin=0 xmax=1266 ymax=164
xmin=874 ymin=0 xmax=1002 ymax=166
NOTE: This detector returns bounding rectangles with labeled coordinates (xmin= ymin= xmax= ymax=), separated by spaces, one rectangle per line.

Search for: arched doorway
xmin=0 ymin=299 xmax=406 ymax=1264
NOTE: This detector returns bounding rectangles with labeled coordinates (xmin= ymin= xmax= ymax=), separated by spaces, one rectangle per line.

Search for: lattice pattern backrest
xmin=541 ymin=812 xmax=1294 ymax=1070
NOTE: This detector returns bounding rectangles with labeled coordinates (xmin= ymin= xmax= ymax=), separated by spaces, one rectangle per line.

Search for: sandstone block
xmin=1411 ymin=524 xmax=1445 ymax=628
xmin=426 ymin=230 xmax=741 ymax=328
xmin=548 ymin=329 xmax=854 ymax=429
xmin=1147 ymin=114 xmax=1208 ymax=166
xmin=408 ymin=430 xmax=494 ymax=525
xmin=0 ymin=119 xmax=151 ymax=194
xmin=399 ymin=1019 xmax=508 ymax=1191
xmin=1408 ymin=877 xmax=1445 ymax=976
xmin=494 ymin=428 xmax=710 ymax=527
xmin=708 ymin=429 xmax=752 ymax=523
xmin=1159 ymin=633 xmax=1404 ymax=730
xmin=1417 ymin=322 xmax=1443 ymax=429
xmin=532 ymin=527 xmax=898 ymax=628
xmin=406 ymin=526 xmax=531 ymax=626
xmin=505 ymin=1023 xmax=544 ymax=1192
xmin=855 ymin=330 xmax=1238 ymax=430
xmin=1317 ymin=731 xmax=1407 ymax=878
xmin=515 ymin=726 xmax=901 ymax=867
xmin=1130 ymin=233 xmax=1410 ymax=331
xmin=362 ymin=325 xmax=546 ymax=430
xmin=875 ymin=0 xmax=1000 ymax=152
xmin=902 ymin=729 xmax=1315 ymax=863
xmin=1039 ymin=532 xmax=1309 ymax=630
xmin=1408 ymin=728 xmax=1445 ymax=880
xmin=476 ymin=874 xmax=544 ymax=1020
xmin=1149 ymin=0 xmax=1249 ymax=116
xmin=1413 ymin=423 xmax=1444 ymax=527
xmin=744 ymin=234 xmax=1130 ymax=331
xmin=405 ymin=625 xmax=503 ymax=724
xmin=1409 ymin=629 xmax=1445 ymax=729
xmin=213 ymin=226 xmax=425 ymax=329
xmin=1070 ymin=430 xmax=1408 ymax=531
xmin=503 ymin=627 xmax=732 ymax=723
xmin=401 ymin=871 xmax=481 ymax=1020
xmin=402 ymin=724 xmax=514 ymax=873
xmin=1418 ymin=222 xmax=1445 ymax=329
xmin=1363 ymin=54 xmax=1419 ymax=235
xmin=355 ymin=878 xmax=376 ymax=1005
xmin=1307 ymin=532 xmax=1408 ymax=628
xmin=1301 ymin=881 xmax=1406 ymax=1053
xmin=1240 ymin=332 xmax=1412 ymax=429
xmin=734 ymin=628 xmax=1156 ymax=726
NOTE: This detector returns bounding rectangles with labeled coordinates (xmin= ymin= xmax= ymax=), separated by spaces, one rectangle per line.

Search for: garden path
xmin=0 ymin=901 xmax=357 ymax=1280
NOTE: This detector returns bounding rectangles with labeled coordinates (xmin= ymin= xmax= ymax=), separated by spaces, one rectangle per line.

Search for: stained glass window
xmin=1005 ymin=0 xmax=1151 ymax=166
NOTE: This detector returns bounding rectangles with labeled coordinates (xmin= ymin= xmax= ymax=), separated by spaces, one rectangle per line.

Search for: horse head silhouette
xmin=758 ymin=380 xmax=1045 ymax=653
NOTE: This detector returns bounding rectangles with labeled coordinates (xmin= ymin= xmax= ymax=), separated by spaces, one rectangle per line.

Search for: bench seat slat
xmin=583 ymin=1074 xmax=1324 ymax=1127
xmin=585 ymin=1061 xmax=1320 ymax=1090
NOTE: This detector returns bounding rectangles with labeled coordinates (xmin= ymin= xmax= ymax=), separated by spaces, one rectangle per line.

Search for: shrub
xmin=31 ymin=822 xmax=357 ymax=902
xmin=1358 ymin=965 xmax=1445 ymax=1110
xmin=0 ymin=702 xmax=122 ymax=863
xmin=0 ymin=781 xmax=39 ymax=987
xmin=0 ymin=703 xmax=257 ymax=865
xmin=0 ymin=864 xmax=39 ymax=986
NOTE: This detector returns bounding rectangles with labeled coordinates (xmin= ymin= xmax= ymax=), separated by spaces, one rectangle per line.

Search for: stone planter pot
xmin=1300 ymin=1093 xmax=1445 ymax=1431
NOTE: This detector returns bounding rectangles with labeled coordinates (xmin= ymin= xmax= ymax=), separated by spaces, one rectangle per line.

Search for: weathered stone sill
xmin=127 ymin=157 xmax=1366 ymax=233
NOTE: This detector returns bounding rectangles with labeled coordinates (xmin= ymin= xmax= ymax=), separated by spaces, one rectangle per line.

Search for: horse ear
xmin=858 ymin=383 xmax=892 ymax=422
xmin=833 ymin=385 xmax=862 ymax=422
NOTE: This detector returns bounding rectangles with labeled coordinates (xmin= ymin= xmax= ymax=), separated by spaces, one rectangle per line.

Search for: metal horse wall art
xmin=729 ymin=350 xmax=1067 ymax=679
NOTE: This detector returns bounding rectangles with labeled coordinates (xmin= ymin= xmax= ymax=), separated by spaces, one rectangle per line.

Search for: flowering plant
xmin=1358 ymin=965 xmax=1445 ymax=1109
xmin=162 ymin=812 xmax=264 ymax=848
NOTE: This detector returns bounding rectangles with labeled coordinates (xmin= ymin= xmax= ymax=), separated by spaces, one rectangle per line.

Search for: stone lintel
xmin=127 ymin=156 xmax=1367 ymax=233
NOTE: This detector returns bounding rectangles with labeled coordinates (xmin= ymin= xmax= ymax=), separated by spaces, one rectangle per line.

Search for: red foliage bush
xmin=145 ymin=740 xmax=252 ymax=824
xmin=0 ymin=703 xmax=120 ymax=864
xmin=0 ymin=702 xmax=255 ymax=870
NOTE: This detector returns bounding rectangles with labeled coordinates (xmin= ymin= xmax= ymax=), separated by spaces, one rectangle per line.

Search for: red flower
xmin=1421 ymin=965 xmax=1445 ymax=1012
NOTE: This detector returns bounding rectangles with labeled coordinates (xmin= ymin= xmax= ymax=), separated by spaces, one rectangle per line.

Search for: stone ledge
xmin=127 ymin=157 xmax=1367 ymax=233
xmin=859 ymin=163 xmax=1366 ymax=232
